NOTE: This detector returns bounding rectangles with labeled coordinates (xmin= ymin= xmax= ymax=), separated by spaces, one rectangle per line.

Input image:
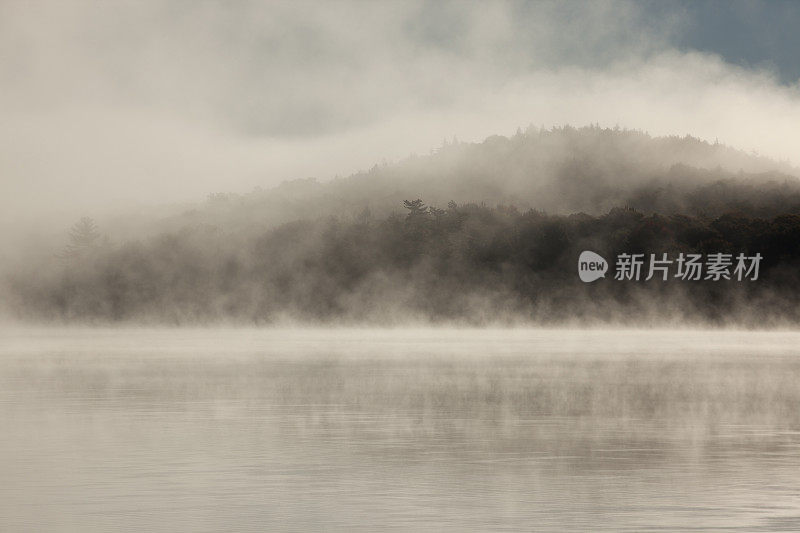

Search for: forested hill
xmin=168 ymin=126 xmax=800 ymax=235
xmin=4 ymin=126 xmax=800 ymax=326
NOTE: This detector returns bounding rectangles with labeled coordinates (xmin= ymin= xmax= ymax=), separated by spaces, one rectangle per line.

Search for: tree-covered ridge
xmin=5 ymin=126 xmax=800 ymax=326
xmin=8 ymin=201 xmax=800 ymax=326
xmin=161 ymin=126 xmax=800 ymax=238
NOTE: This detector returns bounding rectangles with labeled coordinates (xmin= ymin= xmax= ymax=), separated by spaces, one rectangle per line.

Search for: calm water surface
xmin=1 ymin=328 xmax=800 ymax=532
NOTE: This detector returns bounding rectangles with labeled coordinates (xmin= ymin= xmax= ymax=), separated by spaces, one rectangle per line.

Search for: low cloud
xmin=1 ymin=0 xmax=799 ymax=236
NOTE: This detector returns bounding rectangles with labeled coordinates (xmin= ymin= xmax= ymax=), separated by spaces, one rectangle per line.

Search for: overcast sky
xmin=2 ymin=0 xmax=800 ymax=229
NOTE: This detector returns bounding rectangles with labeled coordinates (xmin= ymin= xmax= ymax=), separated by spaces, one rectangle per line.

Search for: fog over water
xmin=2 ymin=328 xmax=800 ymax=531
xmin=3 ymin=2 xmax=800 ymax=531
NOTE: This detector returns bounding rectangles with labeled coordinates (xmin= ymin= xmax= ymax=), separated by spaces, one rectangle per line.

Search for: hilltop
xmin=163 ymin=125 xmax=800 ymax=237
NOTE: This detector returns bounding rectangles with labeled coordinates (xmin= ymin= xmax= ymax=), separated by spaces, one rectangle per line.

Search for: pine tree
xmin=63 ymin=217 xmax=101 ymax=258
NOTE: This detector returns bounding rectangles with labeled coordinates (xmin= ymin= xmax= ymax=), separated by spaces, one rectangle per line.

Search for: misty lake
xmin=2 ymin=328 xmax=800 ymax=532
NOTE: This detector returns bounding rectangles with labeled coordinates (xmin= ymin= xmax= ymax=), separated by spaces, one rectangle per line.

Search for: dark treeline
xmin=7 ymin=201 xmax=800 ymax=326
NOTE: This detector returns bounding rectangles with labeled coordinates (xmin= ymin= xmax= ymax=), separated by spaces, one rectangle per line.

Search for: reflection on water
xmin=1 ymin=328 xmax=800 ymax=532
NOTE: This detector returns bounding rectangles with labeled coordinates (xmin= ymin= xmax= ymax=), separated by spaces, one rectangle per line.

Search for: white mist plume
xmin=1 ymin=0 xmax=799 ymax=238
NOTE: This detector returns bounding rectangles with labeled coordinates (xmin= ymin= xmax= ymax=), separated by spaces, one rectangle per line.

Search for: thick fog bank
xmin=3 ymin=127 xmax=799 ymax=328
